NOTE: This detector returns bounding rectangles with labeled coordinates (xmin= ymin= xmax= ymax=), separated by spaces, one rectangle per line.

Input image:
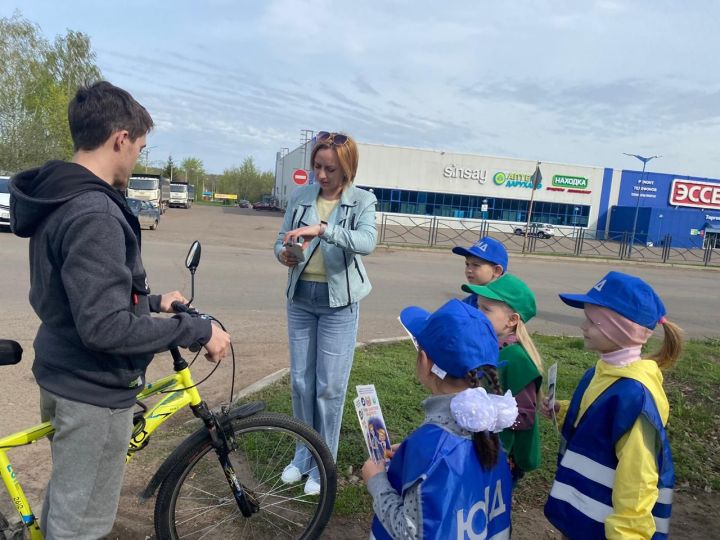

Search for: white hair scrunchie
xmin=450 ymin=387 xmax=519 ymax=433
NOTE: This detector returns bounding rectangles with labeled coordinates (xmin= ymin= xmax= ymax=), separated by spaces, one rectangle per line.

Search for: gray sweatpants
xmin=39 ymin=388 xmax=134 ymax=540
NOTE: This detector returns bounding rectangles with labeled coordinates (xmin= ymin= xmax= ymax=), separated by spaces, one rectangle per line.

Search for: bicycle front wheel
xmin=154 ymin=411 xmax=336 ymax=540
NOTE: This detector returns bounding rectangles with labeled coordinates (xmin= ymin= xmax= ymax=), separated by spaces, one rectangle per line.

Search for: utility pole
xmin=143 ymin=146 xmax=158 ymax=172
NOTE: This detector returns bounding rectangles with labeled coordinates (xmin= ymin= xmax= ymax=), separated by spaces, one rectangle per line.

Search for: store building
xmin=275 ymin=142 xmax=608 ymax=230
xmin=274 ymin=139 xmax=720 ymax=248
xmin=607 ymin=171 xmax=720 ymax=248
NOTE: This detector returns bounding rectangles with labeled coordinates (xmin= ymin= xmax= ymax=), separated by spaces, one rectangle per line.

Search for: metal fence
xmin=377 ymin=213 xmax=720 ymax=268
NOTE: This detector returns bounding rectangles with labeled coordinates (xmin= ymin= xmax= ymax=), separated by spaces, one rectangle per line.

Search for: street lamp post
xmin=623 ymin=153 xmax=661 ymax=255
xmin=658 ymin=213 xmax=664 ymax=245
xmin=482 ymin=198 xmax=488 ymax=220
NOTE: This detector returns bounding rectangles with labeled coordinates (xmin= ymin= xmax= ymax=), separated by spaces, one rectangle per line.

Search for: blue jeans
xmin=287 ymin=280 xmax=359 ymax=479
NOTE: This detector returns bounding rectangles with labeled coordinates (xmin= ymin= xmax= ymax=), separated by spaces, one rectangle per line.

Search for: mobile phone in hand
xmin=284 ymin=242 xmax=305 ymax=262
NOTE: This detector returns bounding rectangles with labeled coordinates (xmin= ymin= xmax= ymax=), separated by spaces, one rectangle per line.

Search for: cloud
xmin=353 ymin=76 xmax=379 ymax=96
xmin=12 ymin=0 xmax=720 ymax=178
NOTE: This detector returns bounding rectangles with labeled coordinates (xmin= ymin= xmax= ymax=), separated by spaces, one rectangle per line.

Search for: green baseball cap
xmin=462 ymin=274 xmax=537 ymax=323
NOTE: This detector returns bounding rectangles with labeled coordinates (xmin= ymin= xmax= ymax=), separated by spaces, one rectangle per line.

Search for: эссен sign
xmin=669 ymin=179 xmax=720 ymax=210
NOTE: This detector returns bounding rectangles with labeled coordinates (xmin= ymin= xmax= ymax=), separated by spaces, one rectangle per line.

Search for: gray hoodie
xmin=10 ymin=160 xmax=212 ymax=408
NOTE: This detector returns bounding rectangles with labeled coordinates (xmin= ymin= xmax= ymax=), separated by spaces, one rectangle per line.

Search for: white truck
xmin=127 ymin=174 xmax=171 ymax=213
xmin=169 ymin=182 xmax=192 ymax=209
xmin=0 ymin=176 xmax=10 ymax=229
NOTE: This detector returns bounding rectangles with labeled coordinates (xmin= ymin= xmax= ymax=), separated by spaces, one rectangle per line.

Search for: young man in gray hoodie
xmin=10 ymin=81 xmax=231 ymax=539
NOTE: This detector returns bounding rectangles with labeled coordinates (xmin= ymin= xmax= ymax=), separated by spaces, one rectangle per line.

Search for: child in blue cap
xmin=452 ymin=236 xmax=508 ymax=308
xmin=362 ymin=299 xmax=518 ymax=540
xmin=543 ymin=271 xmax=683 ymax=540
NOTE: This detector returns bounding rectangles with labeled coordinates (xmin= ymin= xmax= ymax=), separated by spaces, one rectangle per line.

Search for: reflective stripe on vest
xmin=544 ymin=368 xmax=674 ymax=540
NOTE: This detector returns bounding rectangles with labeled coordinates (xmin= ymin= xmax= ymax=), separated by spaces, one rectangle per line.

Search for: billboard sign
xmin=670 ymin=179 xmax=720 ymax=210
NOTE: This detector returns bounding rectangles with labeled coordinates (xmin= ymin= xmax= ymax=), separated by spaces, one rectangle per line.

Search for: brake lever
xmin=171 ymin=301 xmax=203 ymax=352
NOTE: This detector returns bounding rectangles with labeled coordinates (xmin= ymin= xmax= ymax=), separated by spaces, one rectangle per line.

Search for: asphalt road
xmin=1 ymin=203 xmax=718 ymax=535
xmin=3 ymin=204 xmax=719 ymax=427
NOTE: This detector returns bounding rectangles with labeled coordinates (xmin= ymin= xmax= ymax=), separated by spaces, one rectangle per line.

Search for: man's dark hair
xmin=68 ymin=81 xmax=154 ymax=151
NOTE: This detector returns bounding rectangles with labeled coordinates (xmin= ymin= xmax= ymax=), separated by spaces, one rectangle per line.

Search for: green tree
xmin=180 ymin=156 xmax=205 ymax=194
xmin=0 ymin=12 xmax=101 ymax=172
xmin=218 ymin=157 xmax=274 ymax=202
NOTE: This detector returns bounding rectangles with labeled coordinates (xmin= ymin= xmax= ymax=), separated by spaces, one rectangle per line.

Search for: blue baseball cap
xmin=559 ymin=271 xmax=667 ymax=329
xmin=452 ymin=236 xmax=508 ymax=273
xmin=399 ymin=299 xmax=499 ymax=378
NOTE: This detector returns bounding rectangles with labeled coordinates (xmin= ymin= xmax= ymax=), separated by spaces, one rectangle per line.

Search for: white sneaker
xmin=304 ymin=477 xmax=321 ymax=496
xmin=281 ymin=464 xmax=302 ymax=484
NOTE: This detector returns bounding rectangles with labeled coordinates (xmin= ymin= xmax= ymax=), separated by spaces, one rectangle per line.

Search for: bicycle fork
xmin=169 ymin=347 xmax=259 ymax=518
xmin=190 ymin=401 xmax=259 ymax=518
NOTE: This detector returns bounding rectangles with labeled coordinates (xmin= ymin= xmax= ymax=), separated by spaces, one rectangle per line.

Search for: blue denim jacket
xmin=274 ymin=184 xmax=377 ymax=307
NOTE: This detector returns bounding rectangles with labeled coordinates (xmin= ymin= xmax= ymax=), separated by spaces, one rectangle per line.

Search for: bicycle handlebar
xmin=171 ymin=301 xmax=204 ymax=353
xmin=171 ymin=300 xmax=198 ymax=316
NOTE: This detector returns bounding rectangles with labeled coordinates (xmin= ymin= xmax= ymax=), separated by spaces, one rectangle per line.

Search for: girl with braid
xmin=463 ymin=274 xmax=543 ymax=484
xmin=362 ymin=299 xmax=518 ymax=540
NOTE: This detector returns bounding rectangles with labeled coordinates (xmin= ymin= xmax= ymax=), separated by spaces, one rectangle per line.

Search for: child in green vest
xmin=462 ymin=274 xmax=543 ymax=483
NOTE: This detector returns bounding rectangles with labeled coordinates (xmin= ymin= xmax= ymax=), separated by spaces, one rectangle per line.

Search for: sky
xmin=4 ymin=1 xmax=720 ymax=178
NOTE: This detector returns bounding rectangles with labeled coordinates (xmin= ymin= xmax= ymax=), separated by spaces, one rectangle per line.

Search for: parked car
xmin=0 ymin=176 xmax=10 ymax=230
xmin=514 ymin=223 xmax=555 ymax=239
xmin=127 ymin=197 xmax=160 ymax=230
xmin=252 ymin=200 xmax=281 ymax=211
xmin=237 ymin=199 xmax=252 ymax=208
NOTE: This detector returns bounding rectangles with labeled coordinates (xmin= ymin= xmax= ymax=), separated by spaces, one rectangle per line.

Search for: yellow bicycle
xmin=0 ymin=241 xmax=336 ymax=539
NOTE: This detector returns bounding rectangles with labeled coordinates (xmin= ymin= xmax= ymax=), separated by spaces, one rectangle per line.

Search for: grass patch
xmin=240 ymin=336 xmax=720 ymax=518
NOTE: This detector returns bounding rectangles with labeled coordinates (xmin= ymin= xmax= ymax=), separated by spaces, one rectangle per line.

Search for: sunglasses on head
xmin=316 ymin=131 xmax=349 ymax=145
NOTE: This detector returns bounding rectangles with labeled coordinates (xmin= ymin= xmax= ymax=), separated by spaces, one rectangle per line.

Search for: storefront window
xmin=359 ymin=186 xmax=589 ymax=226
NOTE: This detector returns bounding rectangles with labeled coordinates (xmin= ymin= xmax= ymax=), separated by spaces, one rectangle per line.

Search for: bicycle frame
xmin=0 ymin=364 xmax=202 ymax=539
xmin=127 ymin=365 xmax=202 ymax=460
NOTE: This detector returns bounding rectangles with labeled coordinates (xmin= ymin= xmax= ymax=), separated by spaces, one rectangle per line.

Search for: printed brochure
xmin=354 ymin=384 xmax=392 ymax=462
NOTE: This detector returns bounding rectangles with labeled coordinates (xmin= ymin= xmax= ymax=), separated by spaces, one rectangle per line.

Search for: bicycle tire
xmin=154 ymin=411 xmax=336 ymax=540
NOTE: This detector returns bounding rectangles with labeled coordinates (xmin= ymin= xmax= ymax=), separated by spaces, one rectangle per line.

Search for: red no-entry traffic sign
xmin=292 ymin=169 xmax=308 ymax=185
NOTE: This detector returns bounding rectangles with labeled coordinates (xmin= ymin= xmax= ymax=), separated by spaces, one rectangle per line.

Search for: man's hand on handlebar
xmin=204 ymin=323 xmax=231 ymax=363
xmin=160 ymin=291 xmax=190 ymax=313
xmin=170 ymin=301 xmax=230 ymax=363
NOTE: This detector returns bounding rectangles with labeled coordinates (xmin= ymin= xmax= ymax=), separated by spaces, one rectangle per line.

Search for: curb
xmin=376 ymin=244 xmax=720 ymax=272
xmin=231 ymin=367 xmax=290 ymax=402
xmin=228 ymin=338 xmax=413 ymax=404
xmin=186 ymin=368 xmax=292 ymax=423
xmin=356 ymin=336 xmax=412 ymax=348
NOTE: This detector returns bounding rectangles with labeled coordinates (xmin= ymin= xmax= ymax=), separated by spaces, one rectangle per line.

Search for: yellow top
xmin=558 ymin=359 xmax=668 ymax=540
xmin=301 ymin=197 xmax=339 ymax=282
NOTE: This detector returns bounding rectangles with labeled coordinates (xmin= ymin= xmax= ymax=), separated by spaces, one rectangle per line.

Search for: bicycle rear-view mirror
xmin=185 ymin=241 xmax=201 ymax=273
xmin=0 ymin=339 xmax=22 ymax=366
xmin=184 ymin=241 xmax=201 ymax=306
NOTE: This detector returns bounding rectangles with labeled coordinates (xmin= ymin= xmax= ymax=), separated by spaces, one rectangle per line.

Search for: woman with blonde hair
xmin=274 ymin=132 xmax=377 ymax=495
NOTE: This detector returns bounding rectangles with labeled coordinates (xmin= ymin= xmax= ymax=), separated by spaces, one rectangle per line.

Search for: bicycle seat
xmin=0 ymin=340 xmax=22 ymax=366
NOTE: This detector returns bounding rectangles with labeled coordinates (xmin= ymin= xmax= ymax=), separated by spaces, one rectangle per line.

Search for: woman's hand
xmin=540 ymin=397 xmax=561 ymax=419
xmin=362 ymin=457 xmax=387 ymax=483
xmin=279 ymin=247 xmax=300 ymax=267
xmin=283 ymin=224 xmax=324 ymax=249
